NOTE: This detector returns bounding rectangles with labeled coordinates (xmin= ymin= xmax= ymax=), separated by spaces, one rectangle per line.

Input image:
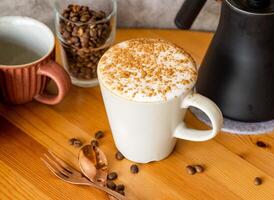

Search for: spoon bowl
xmin=79 ymin=144 xmax=108 ymax=183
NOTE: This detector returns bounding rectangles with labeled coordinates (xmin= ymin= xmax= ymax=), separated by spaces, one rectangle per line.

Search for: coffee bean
xmin=82 ymin=32 xmax=89 ymax=38
xmin=80 ymin=67 xmax=87 ymax=73
xmin=63 ymin=12 xmax=69 ymax=19
xmin=254 ymin=177 xmax=262 ymax=185
xmin=76 ymin=62 xmax=83 ymax=68
xmin=96 ymin=11 xmax=106 ymax=19
xmin=62 ymin=30 xmax=71 ymax=39
xmin=72 ymin=26 xmax=79 ymax=32
xmin=106 ymin=180 xmax=116 ymax=190
xmin=69 ymin=12 xmax=77 ymax=18
xmin=117 ymin=190 xmax=125 ymax=196
xmin=80 ymin=37 xmax=89 ymax=47
xmin=87 ymin=63 xmax=94 ymax=68
xmin=75 ymin=42 xmax=81 ymax=47
xmin=89 ymin=29 xmax=97 ymax=37
xmin=72 ymin=5 xmax=81 ymax=13
xmin=107 ymin=172 xmax=118 ymax=180
xmin=186 ymin=165 xmax=196 ymax=175
xmin=73 ymin=139 xmax=82 ymax=147
xmin=84 ymin=74 xmax=92 ymax=79
xmin=85 ymin=68 xmax=92 ymax=73
xmin=71 ymin=37 xmax=79 ymax=44
xmin=80 ymin=15 xmax=90 ymax=22
xmin=116 ymin=184 xmax=125 ymax=191
xmin=65 ymin=25 xmax=73 ymax=32
xmin=95 ymin=131 xmax=104 ymax=139
xmin=82 ymin=48 xmax=90 ymax=53
xmin=78 ymin=72 xmax=85 ymax=79
xmin=194 ymin=165 xmax=204 ymax=173
xmin=71 ymin=68 xmax=79 ymax=76
xmin=103 ymin=23 xmax=109 ymax=29
xmin=68 ymin=138 xmax=76 ymax=145
xmin=81 ymin=6 xmax=89 ymax=12
xmin=97 ymin=29 xmax=102 ymax=37
xmin=256 ymin=141 xmax=267 ymax=148
xmin=68 ymin=4 xmax=74 ymax=10
xmin=71 ymin=16 xmax=79 ymax=22
xmin=98 ymin=24 xmax=103 ymax=29
xmin=91 ymin=139 xmax=99 ymax=147
xmin=115 ymin=151 xmax=124 ymax=160
xmin=77 ymin=27 xmax=84 ymax=36
xmin=130 ymin=164 xmax=139 ymax=174
xmin=68 ymin=138 xmax=82 ymax=147
xmin=71 ymin=29 xmax=78 ymax=37
xmin=89 ymin=42 xmax=96 ymax=48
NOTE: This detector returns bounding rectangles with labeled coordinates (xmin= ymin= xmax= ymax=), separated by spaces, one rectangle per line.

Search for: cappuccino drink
xmin=98 ymin=38 xmax=223 ymax=163
xmin=98 ymin=38 xmax=197 ymax=102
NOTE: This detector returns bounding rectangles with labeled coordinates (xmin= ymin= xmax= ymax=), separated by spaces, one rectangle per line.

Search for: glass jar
xmin=54 ymin=0 xmax=117 ymax=87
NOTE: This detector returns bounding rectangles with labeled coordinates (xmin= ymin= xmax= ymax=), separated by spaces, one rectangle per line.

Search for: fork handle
xmin=85 ymin=182 xmax=127 ymax=200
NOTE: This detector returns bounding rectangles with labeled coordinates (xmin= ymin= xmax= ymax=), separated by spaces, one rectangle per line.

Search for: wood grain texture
xmin=0 ymin=29 xmax=273 ymax=200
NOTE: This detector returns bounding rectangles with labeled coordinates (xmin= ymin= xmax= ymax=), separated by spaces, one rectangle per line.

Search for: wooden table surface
xmin=0 ymin=29 xmax=274 ymax=200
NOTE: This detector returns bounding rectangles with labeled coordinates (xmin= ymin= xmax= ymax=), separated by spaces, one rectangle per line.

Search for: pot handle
xmin=175 ymin=0 xmax=208 ymax=29
xmin=173 ymin=92 xmax=223 ymax=141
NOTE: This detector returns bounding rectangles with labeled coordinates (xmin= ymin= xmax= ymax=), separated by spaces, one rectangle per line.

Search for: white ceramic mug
xmin=99 ymin=81 xmax=223 ymax=163
xmin=98 ymin=38 xmax=223 ymax=163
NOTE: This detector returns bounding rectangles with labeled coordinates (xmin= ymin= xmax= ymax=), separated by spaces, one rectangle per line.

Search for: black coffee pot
xmin=175 ymin=0 xmax=274 ymax=122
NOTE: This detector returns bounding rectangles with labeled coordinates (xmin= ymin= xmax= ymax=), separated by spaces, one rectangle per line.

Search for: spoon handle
xmin=85 ymin=181 xmax=127 ymax=200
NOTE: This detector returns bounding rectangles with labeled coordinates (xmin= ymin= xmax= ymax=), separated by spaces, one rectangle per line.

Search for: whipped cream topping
xmin=98 ymin=38 xmax=197 ymax=102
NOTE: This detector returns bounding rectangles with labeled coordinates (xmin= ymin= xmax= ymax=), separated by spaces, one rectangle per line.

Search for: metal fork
xmin=41 ymin=151 xmax=127 ymax=200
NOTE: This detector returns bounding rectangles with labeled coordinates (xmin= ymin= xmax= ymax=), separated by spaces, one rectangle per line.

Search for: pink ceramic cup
xmin=0 ymin=16 xmax=71 ymax=105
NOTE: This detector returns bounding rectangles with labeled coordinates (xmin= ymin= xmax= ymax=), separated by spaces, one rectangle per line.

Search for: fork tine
xmin=43 ymin=153 xmax=72 ymax=177
xmin=47 ymin=150 xmax=81 ymax=175
xmin=41 ymin=157 xmax=69 ymax=181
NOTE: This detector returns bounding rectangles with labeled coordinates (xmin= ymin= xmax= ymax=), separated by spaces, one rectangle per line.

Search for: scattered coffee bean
xmin=194 ymin=165 xmax=204 ymax=173
xmin=107 ymin=172 xmax=118 ymax=180
xmin=91 ymin=139 xmax=99 ymax=147
xmin=106 ymin=180 xmax=116 ymax=190
xmin=68 ymin=138 xmax=76 ymax=145
xmin=117 ymin=190 xmax=125 ymax=196
xmin=116 ymin=184 xmax=125 ymax=191
xmin=115 ymin=151 xmax=124 ymax=160
xmin=73 ymin=139 xmax=83 ymax=147
xmin=130 ymin=164 xmax=139 ymax=174
xmin=58 ymin=4 xmax=112 ymax=80
xmin=95 ymin=130 xmax=104 ymax=139
xmin=68 ymin=138 xmax=82 ymax=147
xmin=256 ymin=141 xmax=267 ymax=148
xmin=254 ymin=177 xmax=262 ymax=185
xmin=186 ymin=165 xmax=196 ymax=175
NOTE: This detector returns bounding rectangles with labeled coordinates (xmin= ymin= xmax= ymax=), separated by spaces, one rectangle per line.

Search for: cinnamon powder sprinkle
xmin=98 ymin=38 xmax=197 ymax=102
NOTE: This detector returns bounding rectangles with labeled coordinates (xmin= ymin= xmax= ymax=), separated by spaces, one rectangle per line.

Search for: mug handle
xmin=173 ymin=92 xmax=223 ymax=141
xmin=34 ymin=61 xmax=71 ymax=105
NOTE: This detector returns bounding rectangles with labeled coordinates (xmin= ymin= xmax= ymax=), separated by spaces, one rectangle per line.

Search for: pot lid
xmin=227 ymin=0 xmax=274 ymax=14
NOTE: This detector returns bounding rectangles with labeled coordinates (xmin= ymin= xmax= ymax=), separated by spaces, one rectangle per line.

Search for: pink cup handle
xmin=34 ymin=61 xmax=71 ymax=105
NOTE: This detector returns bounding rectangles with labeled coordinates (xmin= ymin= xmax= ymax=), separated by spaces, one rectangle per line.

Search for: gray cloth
xmin=190 ymin=107 xmax=274 ymax=135
xmin=0 ymin=0 xmax=221 ymax=31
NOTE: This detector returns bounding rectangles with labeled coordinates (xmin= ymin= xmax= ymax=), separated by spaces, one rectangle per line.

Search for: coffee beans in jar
xmin=56 ymin=2 xmax=116 ymax=86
